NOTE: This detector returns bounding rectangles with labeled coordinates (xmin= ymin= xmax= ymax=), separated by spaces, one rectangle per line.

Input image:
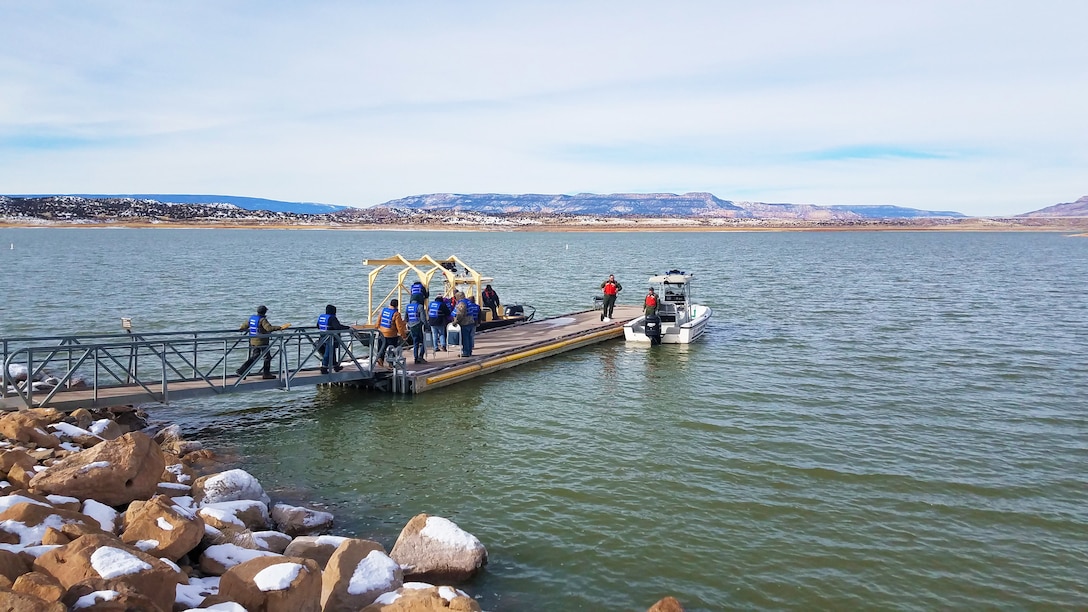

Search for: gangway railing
xmin=1 ymin=327 xmax=379 ymax=410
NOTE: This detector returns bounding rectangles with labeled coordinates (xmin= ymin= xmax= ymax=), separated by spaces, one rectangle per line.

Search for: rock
xmin=217 ymin=555 xmax=322 ymax=612
xmin=198 ymin=499 xmax=270 ymax=532
xmin=88 ymin=418 xmax=124 ymax=441
xmin=389 ymin=515 xmax=488 ymax=583
xmin=41 ymin=527 xmax=70 ymax=545
xmin=362 ymin=583 xmax=481 ymax=612
xmin=231 ymin=529 xmax=293 ymax=554
xmin=69 ymin=409 xmax=94 ymax=430
xmin=33 ymin=533 xmax=183 ymax=612
xmin=119 ymin=494 xmax=205 ymax=562
xmin=81 ymin=499 xmax=119 ymax=534
xmin=62 ymin=577 xmax=167 ymax=612
xmin=0 ymin=449 xmax=37 ymax=478
xmin=161 ymin=453 xmax=196 ymax=485
xmin=271 ymin=503 xmax=334 ymax=536
xmin=0 ymin=589 xmax=66 ymax=612
xmin=648 ymin=596 xmax=685 ymax=612
xmin=321 ymin=539 xmax=402 ymax=611
xmin=0 ymin=548 xmax=31 ymax=581
xmin=0 ymin=412 xmax=61 ymax=449
xmin=192 ymin=469 xmax=270 ymax=506
xmin=28 ymin=432 xmax=165 ymax=506
xmin=0 ymin=501 xmax=106 ymax=547
xmin=283 ymin=534 xmax=349 ymax=569
xmin=198 ymin=542 xmax=280 ymax=576
xmin=11 ymin=571 xmax=65 ymax=604
xmin=106 ymin=406 xmax=149 ymax=434
xmin=6 ymin=463 xmax=39 ymax=489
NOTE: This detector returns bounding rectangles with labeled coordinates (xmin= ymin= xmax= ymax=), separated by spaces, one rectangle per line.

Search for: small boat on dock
xmin=623 ymin=270 xmax=712 ymax=344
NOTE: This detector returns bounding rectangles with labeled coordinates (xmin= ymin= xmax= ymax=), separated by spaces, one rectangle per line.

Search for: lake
xmin=1 ymin=227 xmax=1086 ymax=610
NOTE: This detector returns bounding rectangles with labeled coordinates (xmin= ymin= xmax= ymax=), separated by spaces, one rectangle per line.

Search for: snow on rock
xmin=82 ymin=498 xmax=119 ymax=532
xmin=199 ymin=542 xmax=278 ymax=575
xmin=72 ymin=589 xmax=120 ymax=609
xmin=253 ymin=561 xmax=303 ymax=591
xmin=193 ymin=469 xmax=270 ymax=506
xmin=175 ymin=575 xmax=220 ymax=609
xmin=348 ymin=549 xmax=401 ymax=596
xmin=91 ymin=546 xmax=153 ymax=578
xmin=420 ymin=516 xmax=484 ymax=551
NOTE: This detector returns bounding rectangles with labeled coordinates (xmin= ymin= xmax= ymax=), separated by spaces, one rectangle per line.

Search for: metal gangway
xmin=1 ymin=327 xmax=382 ymax=411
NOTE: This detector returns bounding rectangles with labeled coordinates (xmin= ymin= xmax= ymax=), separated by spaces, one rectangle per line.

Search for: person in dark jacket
xmin=481 ymin=284 xmax=501 ymax=322
xmin=428 ymin=295 xmax=451 ymax=351
xmin=405 ymin=299 xmax=428 ymax=364
xmin=409 ymin=280 xmax=430 ymax=305
xmin=236 ymin=305 xmax=291 ymax=379
xmin=317 ymin=304 xmax=350 ymax=374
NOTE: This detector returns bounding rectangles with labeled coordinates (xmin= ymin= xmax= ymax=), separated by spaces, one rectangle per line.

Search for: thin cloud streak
xmin=0 ymin=0 xmax=1085 ymax=215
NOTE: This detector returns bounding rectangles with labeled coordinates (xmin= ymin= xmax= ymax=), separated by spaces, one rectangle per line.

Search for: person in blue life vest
xmin=409 ymin=279 xmax=429 ymax=305
xmin=317 ymin=304 xmax=350 ymax=374
xmin=427 ymin=295 xmax=451 ymax=352
xmin=375 ymin=298 xmax=408 ymax=368
xmin=236 ymin=305 xmax=291 ymax=379
xmin=454 ymin=293 xmax=480 ymax=357
xmin=404 ymin=298 xmax=429 ymax=364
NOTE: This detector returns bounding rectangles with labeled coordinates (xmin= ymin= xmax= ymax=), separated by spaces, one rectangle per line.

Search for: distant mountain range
xmin=1017 ymin=195 xmax=1088 ymax=217
xmin=382 ymin=192 xmax=967 ymax=219
xmin=3 ymin=192 xmax=1086 ymax=220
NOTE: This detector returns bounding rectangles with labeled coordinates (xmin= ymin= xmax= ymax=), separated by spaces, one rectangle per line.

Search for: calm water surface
xmin=1 ymin=228 xmax=1086 ymax=610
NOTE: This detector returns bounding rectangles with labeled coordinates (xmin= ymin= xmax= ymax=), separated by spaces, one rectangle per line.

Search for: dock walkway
xmin=1 ymin=307 xmax=640 ymax=410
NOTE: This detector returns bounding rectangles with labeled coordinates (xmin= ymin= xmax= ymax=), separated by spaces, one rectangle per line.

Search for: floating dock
xmin=1 ymin=307 xmax=641 ymax=410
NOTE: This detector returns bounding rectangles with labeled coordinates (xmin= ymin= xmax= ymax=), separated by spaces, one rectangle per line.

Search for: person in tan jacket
xmin=376 ymin=298 xmax=408 ymax=367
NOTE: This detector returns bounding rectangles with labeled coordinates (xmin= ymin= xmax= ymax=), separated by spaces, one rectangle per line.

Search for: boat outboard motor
xmin=644 ymin=313 xmax=663 ymax=345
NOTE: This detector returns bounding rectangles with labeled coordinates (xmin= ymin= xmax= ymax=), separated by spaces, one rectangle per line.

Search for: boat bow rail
xmin=1 ymin=327 xmax=380 ymax=411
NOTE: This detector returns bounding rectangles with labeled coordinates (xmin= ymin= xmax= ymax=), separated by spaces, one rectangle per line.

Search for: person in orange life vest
xmin=644 ymin=287 xmax=660 ymax=317
xmin=600 ymin=274 xmax=622 ymax=321
xmin=376 ymin=298 xmax=408 ymax=368
xmin=481 ymin=284 xmax=501 ymax=321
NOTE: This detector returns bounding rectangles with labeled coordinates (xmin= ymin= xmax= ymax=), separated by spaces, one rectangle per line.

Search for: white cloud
xmin=0 ymin=0 xmax=1085 ymax=215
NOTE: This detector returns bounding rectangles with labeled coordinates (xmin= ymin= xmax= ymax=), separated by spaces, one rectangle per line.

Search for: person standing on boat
xmin=405 ymin=299 xmax=428 ymax=364
xmin=409 ymin=279 xmax=429 ymax=305
xmin=376 ymin=298 xmax=408 ymax=368
xmin=236 ymin=305 xmax=291 ymax=379
xmin=600 ymin=274 xmax=622 ymax=321
xmin=317 ymin=304 xmax=350 ymax=374
xmin=428 ymin=295 xmax=451 ymax=351
xmin=644 ymin=287 xmax=660 ymax=317
xmin=481 ymin=284 xmax=501 ymax=322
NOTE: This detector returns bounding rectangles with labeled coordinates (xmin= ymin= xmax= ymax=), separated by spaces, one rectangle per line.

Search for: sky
xmin=1 ymin=1 xmax=1085 ymax=216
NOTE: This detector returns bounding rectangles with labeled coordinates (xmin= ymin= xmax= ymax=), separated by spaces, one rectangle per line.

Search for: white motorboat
xmin=623 ymin=270 xmax=712 ymax=344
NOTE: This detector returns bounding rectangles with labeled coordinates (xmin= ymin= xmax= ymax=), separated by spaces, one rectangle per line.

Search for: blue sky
xmin=1 ymin=1 xmax=1084 ymax=216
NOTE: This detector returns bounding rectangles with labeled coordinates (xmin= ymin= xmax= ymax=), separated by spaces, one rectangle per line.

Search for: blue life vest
xmin=428 ymin=300 xmax=443 ymax=319
xmin=406 ymin=302 xmax=422 ymax=325
xmin=317 ymin=313 xmax=331 ymax=331
xmin=248 ymin=315 xmax=262 ymax=336
xmin=379 ymin=307 xmax=396 ymax=329
xmin=467 ymin=302 xmax=481 ymax=323
xmin=411 ymin=281 xmax=425 ymax=297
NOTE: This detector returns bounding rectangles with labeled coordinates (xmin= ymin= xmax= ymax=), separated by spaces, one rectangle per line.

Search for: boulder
xmin=321 ymin=539 xmax=402 ymax=612
xmin=199 ymin=542 xmax=280 ymax=576
xmin=11 ymin=571 xmax=65 ymax=604
xmin=68 ymin=409 xmax=94 ymax=430
xmin=0 ymin=548 xmax=31 ymax=581
xmin=33 ymin=533 xmax=183 ymax=612
xmin=271 ymin=502 xmax=334 ymax=536
xmin=88 ymin=418 xmax=124 ymax=441
xmin=28 ymin=432 xmax=165 ymax=506
xmin=389 ymin=515 xmax=488 ymax=583
xmin=62 ymin=577 xmax=167 ymax=612
xmin=161 ymin=453 xmax=196 ymax=485
xmin=192 ymin=469 xmax=270 ymax=506
xmin=0 ymin=449 xmax=38 ymax=479
xmin=217 ymin=555 xmax=322 ymax=612
xmin=198 ymin=499 xmax=270 ymax=532
xmin=0 ymin=412 xmax=61 ymax=449
xmin=0 ymin=589 xmax=66 ymax=612
xmin=362 ymin=583 xmax=481 ymax=612
xmin=282 ymin=535 xmax=349 ymax=568
xmin=648 ymin=596 xmax=685 ymax=612
xmin=119 ymin=494 xmax=205 ymax=561
xmin=0 ymin=501 xmax=106 ymax=547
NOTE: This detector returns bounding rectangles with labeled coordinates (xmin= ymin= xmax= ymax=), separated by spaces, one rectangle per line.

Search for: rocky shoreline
xmin=0 ymin=406 xmax=684 ymax=611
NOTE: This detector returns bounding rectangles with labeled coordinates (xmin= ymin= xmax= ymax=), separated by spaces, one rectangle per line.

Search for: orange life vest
xmin=603 ymin=281 xmax=618 ymax=296
xmin=645 ymin=293 xmax=658 ymax=307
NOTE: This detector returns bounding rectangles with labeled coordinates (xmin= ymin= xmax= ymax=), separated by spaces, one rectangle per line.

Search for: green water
xmin=2 ymin=228 xmax=1086 ymax=610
